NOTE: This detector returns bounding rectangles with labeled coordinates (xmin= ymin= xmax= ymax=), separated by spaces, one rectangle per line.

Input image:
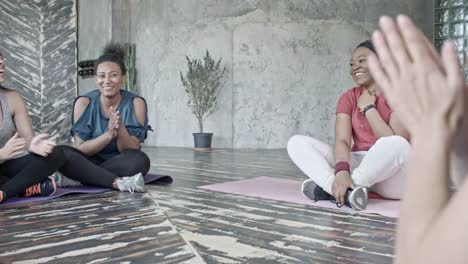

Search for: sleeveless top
xmin=70 ymin=89 xmax=152 ymax=160
xmin=0 ymin=89 xmax=16 ymax=148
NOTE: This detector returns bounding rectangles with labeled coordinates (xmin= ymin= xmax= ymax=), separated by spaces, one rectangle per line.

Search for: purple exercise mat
xmin=144 ymin=173 xmax=173 ymax=184
xmin=1 ymin=173 xmax=172 ymax=207
xmin=198 ymin=176 xmax=400 ymax=218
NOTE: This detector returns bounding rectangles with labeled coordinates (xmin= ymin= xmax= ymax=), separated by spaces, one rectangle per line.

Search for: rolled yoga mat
xmin=1 ymin=173 xmax=173 ymax=207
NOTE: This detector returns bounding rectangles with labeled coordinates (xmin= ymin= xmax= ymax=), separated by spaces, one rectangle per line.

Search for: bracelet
xmin=334 ymin=161 xmax=350 ymax=175
xmin=361 ymin=104 xmax=376 ymax=116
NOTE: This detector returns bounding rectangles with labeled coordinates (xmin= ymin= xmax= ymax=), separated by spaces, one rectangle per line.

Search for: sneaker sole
xmin=348 ymin=186 xmax=368 ymax=211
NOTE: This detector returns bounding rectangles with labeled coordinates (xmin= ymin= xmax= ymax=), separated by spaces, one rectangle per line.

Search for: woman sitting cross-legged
xmin=70 ymin=43 xmax=152 ymax=180
xmin=287 ymin=40 xmax=411 ymax=210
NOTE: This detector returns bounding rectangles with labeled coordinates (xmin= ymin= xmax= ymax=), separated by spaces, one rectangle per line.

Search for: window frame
xmin=434 ymin=0 xmax=468 ymax=78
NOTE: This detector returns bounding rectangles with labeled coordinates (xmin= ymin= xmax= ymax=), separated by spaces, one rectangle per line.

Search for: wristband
xmin=361 ymin=104 xmax=376 ymax=116
xmin=334 ymin=161 xmax=350 ymax=175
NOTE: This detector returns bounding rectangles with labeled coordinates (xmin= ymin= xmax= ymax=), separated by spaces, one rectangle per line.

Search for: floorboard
xmin=0 ymin=147 xmax=396 ymax=264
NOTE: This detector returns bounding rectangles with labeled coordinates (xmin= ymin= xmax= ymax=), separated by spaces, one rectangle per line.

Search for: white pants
xmin=287 ymin=135 xmax=411 ymax=199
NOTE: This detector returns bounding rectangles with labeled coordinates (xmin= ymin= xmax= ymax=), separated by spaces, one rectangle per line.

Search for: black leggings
xmin=87 ymin=149 xmax=151 ymax=177
xmin=0 ymin=145 xmax=151 ymax=197
xmin=56 ymin=145 xmax=150 ymax=188
xmin=0 ymin=148 xmax=65 ymax=199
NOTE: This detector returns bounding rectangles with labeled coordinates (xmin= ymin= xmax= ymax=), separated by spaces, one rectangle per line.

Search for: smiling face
xmin=0 ymin=54 xmax=5 ymax=83
xmin=349 ymin=47 xmax=374 ymax=87
xmin=95 ymin=61 xmax=125 ymax=97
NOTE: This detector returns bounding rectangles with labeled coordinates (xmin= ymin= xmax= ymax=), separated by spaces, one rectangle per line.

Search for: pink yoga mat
xmin=198 ymin=176 xmax=400 ymax=218
xmin=1 ymin=173 xmax=173 ymax=207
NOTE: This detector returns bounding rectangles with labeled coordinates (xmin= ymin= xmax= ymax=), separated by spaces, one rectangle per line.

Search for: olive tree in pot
xmin=180 ymin=50 xmax=226 ymax=151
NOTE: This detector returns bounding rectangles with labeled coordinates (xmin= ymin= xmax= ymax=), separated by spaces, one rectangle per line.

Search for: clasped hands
xmin=107 ymin=106 xmax=122 ymax=139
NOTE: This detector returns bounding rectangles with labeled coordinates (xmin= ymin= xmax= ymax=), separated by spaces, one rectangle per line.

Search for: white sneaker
xmin=116 ymin=173 xmax=146 ymax=193
xmin=346 ymin=186 xmax=369 ymax=211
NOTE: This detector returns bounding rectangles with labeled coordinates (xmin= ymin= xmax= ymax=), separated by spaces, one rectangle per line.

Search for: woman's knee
xmin=288 ymin=135 xmax=304 ymax=148
xmin=55 ymin=145 xmax=75 ymax=151
xmin=45 ymin=145 xmax=66 ymax=165
xmin=287 ymin=135 xmax=326 ymax=158
xmin=55 ymin=145 xmax=80 ymax=160
xmin=122 ymin=149 xmax=150 ymax=175
xmin=375 ymin=135 xmax=410 ymax=148
xmin=374 ymin=136 xmax=411 ymax=158
xmin=287 ymin=135 xmax=310 ymax=154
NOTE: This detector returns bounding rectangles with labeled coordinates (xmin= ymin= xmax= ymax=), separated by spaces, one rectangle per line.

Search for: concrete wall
xmin=78 ymin=0 xmax=433 ymax=148
xmin=77 ymin=0 xmax=112 ymax=95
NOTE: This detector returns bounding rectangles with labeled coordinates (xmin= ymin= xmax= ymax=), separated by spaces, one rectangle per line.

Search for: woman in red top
xmin=287 ymin=40 xmax=410 ymax=210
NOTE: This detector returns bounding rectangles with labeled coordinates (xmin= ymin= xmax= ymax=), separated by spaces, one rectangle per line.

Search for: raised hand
xmin=367 ymin=16 xmax=468 ymax=264
xmin=0 ymin=132 xmax=26 ymax=160
xmin=28 ymin=133 xmax=56 ymax=157
xmin=368 ymin=16 xmax=465 ymax=140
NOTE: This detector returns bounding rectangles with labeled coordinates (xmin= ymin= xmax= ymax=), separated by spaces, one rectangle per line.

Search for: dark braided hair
xmin=355 ymin=40 xmax=376 ymax=54
xmin=94 ymin=43 xmax=126 ymax=75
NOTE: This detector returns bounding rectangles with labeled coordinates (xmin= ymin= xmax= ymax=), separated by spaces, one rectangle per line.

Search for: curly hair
xmin=94 ymin=43 xmax=126 ymax=75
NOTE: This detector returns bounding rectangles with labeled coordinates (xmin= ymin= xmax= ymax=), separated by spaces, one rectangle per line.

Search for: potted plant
xmin=180 ymin=50 xmax=226 ymax=151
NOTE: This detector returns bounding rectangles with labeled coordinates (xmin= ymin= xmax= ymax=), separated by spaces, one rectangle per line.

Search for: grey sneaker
xmin=117 ymin=173 xmax=146 ymax=193
xmin=301 ymin=179 xmax=334 ymax=201
xmin=345 ymin=186 xmax=368 ymax=211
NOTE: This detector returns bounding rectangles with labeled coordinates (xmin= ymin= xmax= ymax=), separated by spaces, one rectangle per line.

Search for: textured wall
xmin=0 ymin=0 xmax=77 ymax=142
xmin=232 ymin=22 xmax=366 ymax=148
xmin=77 ymin=0 xmax=112 ymax=95
xmin=79 ymin=0 xmax=433 ymax=148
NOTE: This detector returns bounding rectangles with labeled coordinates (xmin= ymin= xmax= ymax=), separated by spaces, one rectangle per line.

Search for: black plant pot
xmin=193 ymin=133 xmax=213 ymax=151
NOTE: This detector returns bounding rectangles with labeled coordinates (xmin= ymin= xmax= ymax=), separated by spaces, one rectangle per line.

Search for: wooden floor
xmin=0 ymin=147 xmax=396 ymax=264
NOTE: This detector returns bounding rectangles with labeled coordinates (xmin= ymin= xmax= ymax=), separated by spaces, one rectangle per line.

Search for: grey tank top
xmin=0 ymin=89 xmax=16 ymax=148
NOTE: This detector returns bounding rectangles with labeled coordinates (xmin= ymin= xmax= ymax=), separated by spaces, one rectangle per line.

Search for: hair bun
xmin=102 ymin=43 xmax=125 ymax=60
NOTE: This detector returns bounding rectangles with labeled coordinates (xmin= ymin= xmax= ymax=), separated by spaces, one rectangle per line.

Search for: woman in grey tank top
xmin=0 ymin=52 xmax=66 ymax=203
